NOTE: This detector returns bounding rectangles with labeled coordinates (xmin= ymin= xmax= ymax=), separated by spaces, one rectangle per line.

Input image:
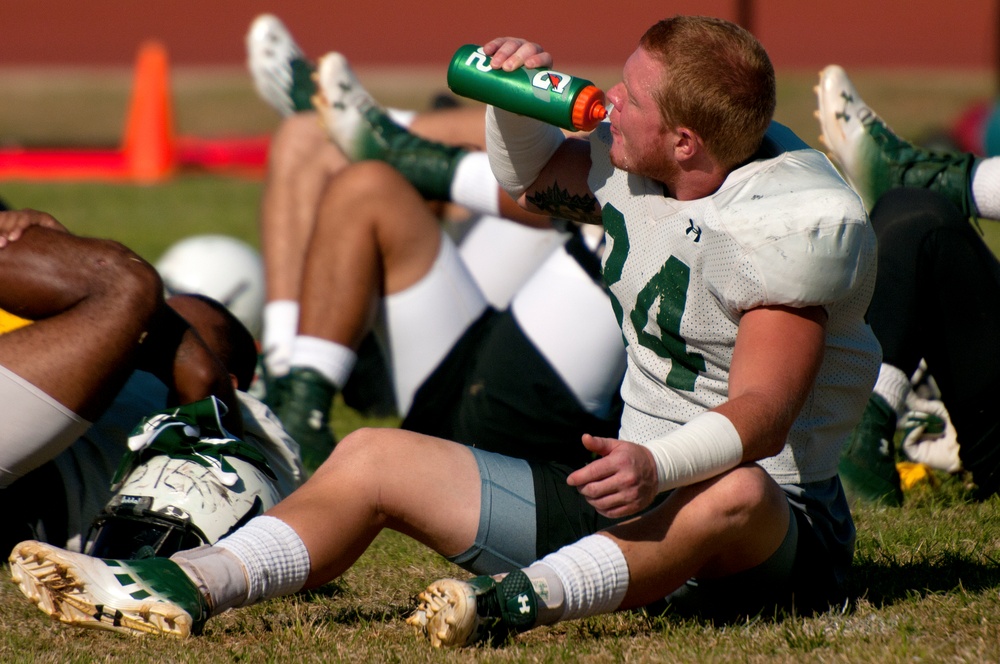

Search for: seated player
xmin=243 ymin=15 xmax=624 ymax=470
xmin=816 ymin=65 xmax=1000 ymax=502
xmin=9 ymin=18 xmax=879 ymax=647
xmin=246 ymin=15 xmax=569 ymax=421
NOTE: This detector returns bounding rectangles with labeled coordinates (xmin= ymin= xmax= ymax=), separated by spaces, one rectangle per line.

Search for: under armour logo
xmin=332 ymin=81 xmax=352 ymax=111
xmin=685 ymin=219 xmax=702 ymax=242
xmin=517 ymin=594 xmax=531 ymax=614
xmin=835 ymin=90 xmax=854 ymax=122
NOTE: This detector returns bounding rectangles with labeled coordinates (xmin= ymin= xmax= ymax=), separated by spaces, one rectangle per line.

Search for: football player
xmin=9 ymin=17 xmax=880 ymax=643
xmin=0 ymin=242 xmax=302 ymax=555
xmin=0 ymin=214 xmax=250 ymax=549
xmin=248 ymin=15 xmax=566 ymax=389
xmin=816 ymin=65 xmax=1000 ymax=502
xmin=243 ymin=15 xmax=625 ymax=470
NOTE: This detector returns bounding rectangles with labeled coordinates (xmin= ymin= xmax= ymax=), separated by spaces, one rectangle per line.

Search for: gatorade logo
xmin=532 ymin=70 xmax=572 ymax=95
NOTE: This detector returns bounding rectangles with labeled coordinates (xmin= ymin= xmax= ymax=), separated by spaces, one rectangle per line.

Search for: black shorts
xmin=528 ymin=459 xmax=623 ymax=557
xmin=402 ymin=308 xmax=622 ymax=468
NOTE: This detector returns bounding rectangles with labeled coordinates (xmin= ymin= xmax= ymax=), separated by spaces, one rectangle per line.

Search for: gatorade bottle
xmin=447 ymin=44 xmax=607 ymax=132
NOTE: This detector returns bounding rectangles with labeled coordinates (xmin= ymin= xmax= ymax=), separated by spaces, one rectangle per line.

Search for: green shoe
xmin=408 ymin=570 xmax=537 ymax=648
xmin=839 ymin=394 xmax=904 ymax=507
xmin=271 ymin=367 xmax=337 ymax=470
xmin=9 ymin=540 xmax=208 ymax=637
xmin=246 ymin=14 xmax=316 ymax=117
xmin=815 ymin=65 xmax=979 ymax=222
xmin=313 ymin=51 xmax=467 ymax=200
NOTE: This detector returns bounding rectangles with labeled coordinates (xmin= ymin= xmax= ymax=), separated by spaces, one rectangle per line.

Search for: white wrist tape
xmin=641 ymin=411 xmax=744 ymax=493
xmin=485 ymin=105 xmax=566 ymax=199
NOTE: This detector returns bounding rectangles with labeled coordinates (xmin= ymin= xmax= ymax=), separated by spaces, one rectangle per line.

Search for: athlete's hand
xmin=0 ymin=209 xmax=68 ymax=248
xmin=566 ymin=434 xmax=659 ymax=518
xmin=482 ymin=37 xmax=553 ymax=72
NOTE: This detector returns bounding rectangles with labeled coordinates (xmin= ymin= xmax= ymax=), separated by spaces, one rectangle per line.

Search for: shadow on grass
xmin=846 ymin=550 xmax=1000 ymax=607
xmin=301 ymin=584 xmax=416 ymax=626
xmin=324 ymin=604 xmax=415 ymax=625
xmin=300 ymin=582 xmax=347 ymax=601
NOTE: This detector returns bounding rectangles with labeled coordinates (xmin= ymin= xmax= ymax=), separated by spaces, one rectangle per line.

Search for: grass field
xmin=0 ymin=68 xmax=999 ymax=662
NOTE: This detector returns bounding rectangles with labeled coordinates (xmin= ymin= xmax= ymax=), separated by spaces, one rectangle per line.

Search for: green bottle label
xmin=447 ymin=44 xmax=595 ymax=130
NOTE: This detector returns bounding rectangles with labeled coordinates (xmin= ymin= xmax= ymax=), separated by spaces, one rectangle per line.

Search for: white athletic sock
xmin=450 ymin=152 xmax=501 ymax=216
xmin=261 ymin=300 xmax=299 ymax=378
xmin=289 ymin=335 xmax=357 ymax=389
xmin=170 ymin=545 xmax=249 ymax=615
xmin=387 ymin=107 xmax=417 ymax=128
xmin=873 ymin=362 xmax=911 ymax=417
xmin=521 ymin=562 xmax=565 ymax=625
xmin=971 ymin=157 xmax=1000 ymax=219
xmin=530 ymin=533 xmax=630 ymax=623
xmin=214 ymin=515 xmax=311 ymax=607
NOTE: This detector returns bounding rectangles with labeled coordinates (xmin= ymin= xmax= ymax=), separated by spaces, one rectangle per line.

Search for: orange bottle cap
xmin=572 ymin=85 xmax=608 ymax=131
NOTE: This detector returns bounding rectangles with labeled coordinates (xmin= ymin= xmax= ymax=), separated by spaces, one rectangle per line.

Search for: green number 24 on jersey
xmin=602 ymin=204 xmax=706 ymax=392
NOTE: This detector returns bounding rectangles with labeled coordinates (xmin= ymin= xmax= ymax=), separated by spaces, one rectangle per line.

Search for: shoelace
xmin=114 ymin=396 xmax=276 ymax=489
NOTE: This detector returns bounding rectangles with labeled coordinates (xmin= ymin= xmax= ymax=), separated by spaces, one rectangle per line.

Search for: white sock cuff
xmin=216 ymin=515 xmax=311 ymax=606
xmin=450 ymin=152 xmax=501 ymax=216
xmin=387 ymin=107 xmax=417 ymax=128
xmin=874 ymin=363 xmax=911 ymax=416
xmin=971 ymin=157 xmax=1000 ymax=219
xmin=289 ymin=335 xmax=357 ymax=389
xmin=537 ymin=533 xmax=629 ymax=622
xmin=262 ymin=300 xmax=300 ymax=377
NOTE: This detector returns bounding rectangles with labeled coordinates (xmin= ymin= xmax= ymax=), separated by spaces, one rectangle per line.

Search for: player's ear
xmin=672 ymin=126 xmax=700 ymax=161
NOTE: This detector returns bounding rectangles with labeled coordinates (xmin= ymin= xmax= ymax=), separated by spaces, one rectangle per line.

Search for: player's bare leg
xmin=297 ymin=161 xmax=443 ymax=348
xmin=259 ymin=113 xmax=350 ymax=381
xmin=10 ymin=428 xmax=484 ymax=637
xmin=267 ymin=161 xmax=446 ymax=466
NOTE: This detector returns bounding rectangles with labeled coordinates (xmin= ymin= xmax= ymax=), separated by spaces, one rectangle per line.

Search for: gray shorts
xmin=0 ymin=365 xmax=90 ymax=488
xmin=447 ymin=447 xmax=537 ymax=575
xmin=448 ymin=448 xmax=854 ymax=615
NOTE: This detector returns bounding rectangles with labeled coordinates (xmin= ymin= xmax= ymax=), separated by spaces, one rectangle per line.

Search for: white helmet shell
xmin=87 ymin=448 xmax=282 ymax=559
xmin=156 ymin=234 xmax=265 ymax=338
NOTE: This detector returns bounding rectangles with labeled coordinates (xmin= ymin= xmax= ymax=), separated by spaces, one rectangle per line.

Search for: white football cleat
xmin=815 ymin=64 xmax=978 ymax=217
xmin=407 ymin=571 xmax=537 ymax=648
xmin=313 ymin=51 xmax=382 ymax=161
xmin=312 ymin=52 xmax=467 ymax=200
xmin=814 ymin=64 xmax=887 ymax=210
xmin=9 ymin=540 xmax=208 ymax=637
xmin=246 ymin=14 xmax=315 ymax=117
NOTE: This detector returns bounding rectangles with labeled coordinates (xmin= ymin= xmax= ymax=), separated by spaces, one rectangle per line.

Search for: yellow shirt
xmin=0 ymin=308 xmax=31 ymax=334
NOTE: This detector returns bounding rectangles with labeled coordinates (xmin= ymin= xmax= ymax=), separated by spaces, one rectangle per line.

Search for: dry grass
xmin=2 ymin=488 xmax=999 ymax=663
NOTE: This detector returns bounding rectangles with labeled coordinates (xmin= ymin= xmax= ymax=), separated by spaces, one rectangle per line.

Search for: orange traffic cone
xmin=121 ymin=40 xmax=176 ymax=182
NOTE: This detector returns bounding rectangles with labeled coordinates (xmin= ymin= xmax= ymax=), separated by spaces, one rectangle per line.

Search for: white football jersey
xmin=588 ymin=122 xmax=881 ymax=484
